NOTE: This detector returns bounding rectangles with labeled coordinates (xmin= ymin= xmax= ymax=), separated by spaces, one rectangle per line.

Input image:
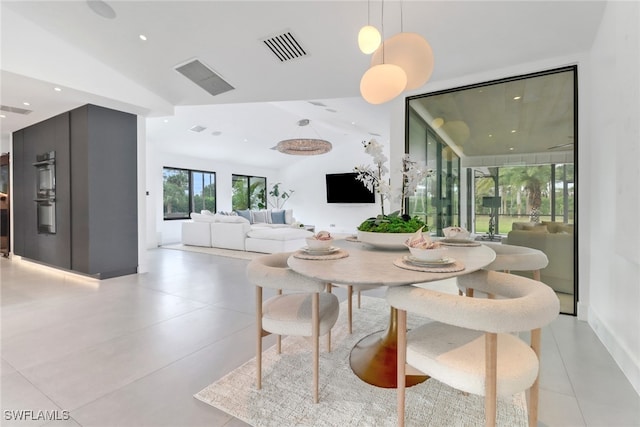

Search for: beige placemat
xmin=293 ymin=249 xmax=349 ymax=260
xmin=393 ymin=257 xmax=465 ymax=272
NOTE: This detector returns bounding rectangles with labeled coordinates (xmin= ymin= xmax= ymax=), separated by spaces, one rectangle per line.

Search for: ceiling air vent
xmin=175 ymin=59 xmax=234 ymax=97
xmin=262 ymin=31 xmax=307 ymax=62
xmin=1 ymin=105 xmax=32 ymax=115
xmin=189 ymin=125 xmax=207 ymax=133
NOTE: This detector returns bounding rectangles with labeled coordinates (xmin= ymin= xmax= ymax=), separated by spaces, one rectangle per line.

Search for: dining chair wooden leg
xmin=485 ymin=333 xmax=498 ymax=427
xmin=256 ymin=286 xmax=263 ymax=390
xmin=467 ymin=288 xmax=475 ymax=298
xmin=312 ymin=292 xmax=320 ymax=404
xmin=357 ymin=290 xmax=362 ymax=308
xmin=397 ymin=309 xmax=408 ymax=427
xmin=347 ymin=285 xmax=353 ymax=334
xmin=533 ymin=269 xmax=541 ymax=282
xmin=529 ymin=328 xmax=542 ymax=427
xmin=326 ymin=283 xmax=332 ymax=352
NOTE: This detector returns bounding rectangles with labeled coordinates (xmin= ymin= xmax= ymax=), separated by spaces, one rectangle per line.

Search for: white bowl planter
xmin=357 ymin=230 xmax=414 ymax=250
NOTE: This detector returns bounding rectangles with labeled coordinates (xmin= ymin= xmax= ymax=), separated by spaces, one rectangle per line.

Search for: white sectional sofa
xmin=181 ymin=210 xmax=312 ymax=253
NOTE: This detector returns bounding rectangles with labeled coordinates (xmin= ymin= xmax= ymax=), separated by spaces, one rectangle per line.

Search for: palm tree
xmin=500 ymin=166 xmax=550 ymax=222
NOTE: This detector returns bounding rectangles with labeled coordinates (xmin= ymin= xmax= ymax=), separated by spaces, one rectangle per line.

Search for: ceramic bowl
xmin=306 ymin=237 xmax=333 ymax=250
xmin=407 ymin=246 xmax=447 ymax=261
xmin=443 ymin=227 xmax=471 ymax=240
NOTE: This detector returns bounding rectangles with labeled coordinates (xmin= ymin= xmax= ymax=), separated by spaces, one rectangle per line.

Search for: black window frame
xmin=231 ymin=174 xmax=266 ymax=211
xmin=163 ymin=167 xmax=217 ymax=220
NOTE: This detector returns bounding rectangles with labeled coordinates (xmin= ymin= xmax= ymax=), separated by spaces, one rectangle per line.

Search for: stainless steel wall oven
xmin=33 ymin=151 xmax=56 ymax=234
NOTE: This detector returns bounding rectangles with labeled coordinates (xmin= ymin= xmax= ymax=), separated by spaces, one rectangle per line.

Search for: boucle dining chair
xmin=387 ymin=270 xmax=559 ymax=427
xmin=458 ymin=242 xmax=549 ymax=298
xmin=246 ymin=252 xmax=340 ymax=404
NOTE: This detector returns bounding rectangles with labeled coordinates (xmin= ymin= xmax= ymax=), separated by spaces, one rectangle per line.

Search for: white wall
xmin=278 ymin=136 xmax=388 ymax=234
xmin=586 ymin=0 xmax=640 ymax=394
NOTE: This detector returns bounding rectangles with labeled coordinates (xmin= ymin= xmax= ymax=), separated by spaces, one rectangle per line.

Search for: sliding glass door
xmin=406 ymin=66 xmax=577 ymax=315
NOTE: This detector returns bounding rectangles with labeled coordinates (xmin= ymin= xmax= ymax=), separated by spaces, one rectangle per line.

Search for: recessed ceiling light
xmin=163 ymin=119 xmax=169 ymax=123
xmin=0 ymin=114 xmax=5 ymax=119
xmin=513 ymin=96 xmax=521 ymax=100
xmin=139 ymin=34 xmax=147 ymax=41
xmin=351 ymin=121 xmax=356 ymax=126
xmin=54 ymin=87 xmax=62 ymax=92
xmin=23 ymin=102 xmax=30 ymax=106
xmin=488 ymin=134 xmax=493 ymax=138
xmin=509 ymin=147 xmax=515 ymax=151
xmin=511 ymin=130 xmax=517 ymax=133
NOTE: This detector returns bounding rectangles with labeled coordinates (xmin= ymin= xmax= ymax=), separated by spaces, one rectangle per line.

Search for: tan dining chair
xmin=388 ymin=270 xmax=559 ymax=427
xmin=246 ymin=252 xmax=340 ymax=404
xmin=458 ymin=242 xmax=549 ymax=298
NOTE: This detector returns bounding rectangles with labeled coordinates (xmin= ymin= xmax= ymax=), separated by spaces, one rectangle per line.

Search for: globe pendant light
xmin=358 ymin=0 xmax=381 ymax=54
xmin=371 ymin=32 xmax=434 ymax=90
xmin=358 ymin=25 xmax=381 ymax=54
xmin=360 ymin=63 xmax=407 ymax=105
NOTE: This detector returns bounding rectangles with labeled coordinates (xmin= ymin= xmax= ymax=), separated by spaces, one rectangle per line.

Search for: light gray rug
xmin=161 ymin=243 xmax=263 ymax=260
xmin=195 ymin=297 xmax=528 ymax=426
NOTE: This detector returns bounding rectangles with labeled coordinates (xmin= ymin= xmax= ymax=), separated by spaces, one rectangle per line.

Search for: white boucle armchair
xmin=246 ymin=252 xmax=340 ymax=404
xmin=387 ymin=270 xmax=559 ymax=427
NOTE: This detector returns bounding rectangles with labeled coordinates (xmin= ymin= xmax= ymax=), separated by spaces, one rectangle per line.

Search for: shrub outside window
xmin=232 ymin=174 xmax=266 ymax=211
xmin=163 ymin=167 xmax=216 ymax=220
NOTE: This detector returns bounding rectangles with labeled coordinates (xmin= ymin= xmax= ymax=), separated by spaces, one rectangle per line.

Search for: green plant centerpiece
xmin=358 ymin=211 xmax=426 ymax=233
xmin=354 ymin=139 xmax=431 ymax=248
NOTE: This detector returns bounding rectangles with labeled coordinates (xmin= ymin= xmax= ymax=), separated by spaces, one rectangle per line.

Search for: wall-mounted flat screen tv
xmin=325 ymin=172 xmax=375 ymax=204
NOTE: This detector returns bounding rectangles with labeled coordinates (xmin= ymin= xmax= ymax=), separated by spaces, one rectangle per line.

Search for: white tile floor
xmin=1 ymin=248 xmax=639 ymax=427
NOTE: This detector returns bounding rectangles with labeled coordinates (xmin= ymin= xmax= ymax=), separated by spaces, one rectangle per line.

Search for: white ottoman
xmin=245 ymin=228 xmax=313 ymax=253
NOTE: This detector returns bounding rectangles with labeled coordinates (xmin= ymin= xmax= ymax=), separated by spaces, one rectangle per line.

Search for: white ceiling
xmin=0 ymin=1 xmax=606 ymax=168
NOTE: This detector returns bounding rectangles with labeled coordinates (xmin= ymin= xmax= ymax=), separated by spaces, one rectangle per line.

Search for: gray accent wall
xmin=13 ymin=104 xmax=138 ymax=278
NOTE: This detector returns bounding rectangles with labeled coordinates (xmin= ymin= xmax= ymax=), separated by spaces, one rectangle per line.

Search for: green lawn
xmin=474 ymin=215 xmax=555 ymax=235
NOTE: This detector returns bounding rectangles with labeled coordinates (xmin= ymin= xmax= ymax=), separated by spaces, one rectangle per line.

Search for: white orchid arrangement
xmin=354 ymin=139 xmax=432 ymax=218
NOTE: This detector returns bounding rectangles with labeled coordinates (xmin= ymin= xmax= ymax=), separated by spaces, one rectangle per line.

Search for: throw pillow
xmin=201 ymin=210 xmax=214 ymax=216
xmin=216 ymin=215 xmax=250 ymax=224
xmin=284 ymin=209 xmax=294 ymax=224
xmin=235 ymin=209 xmax=252 ymax=223
xmin=251 ymin=210 xmax=268 ymax=224
xmin=271 ymin=210 xmax=286 ymax=224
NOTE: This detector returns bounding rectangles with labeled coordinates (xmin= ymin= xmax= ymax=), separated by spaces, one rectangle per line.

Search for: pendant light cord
xmin=381 ymin=0 xmax=385 ymax=63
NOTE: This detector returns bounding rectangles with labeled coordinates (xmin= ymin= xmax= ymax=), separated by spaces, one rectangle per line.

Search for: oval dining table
xmin=287 ymin=239 xmax=496 ymax=388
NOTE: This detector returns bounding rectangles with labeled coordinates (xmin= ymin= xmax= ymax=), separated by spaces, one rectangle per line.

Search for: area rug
xmin=161 ymin=243 xmax=263 ymax=260
xmin=195 ymin=297 xmax=528 ymax=426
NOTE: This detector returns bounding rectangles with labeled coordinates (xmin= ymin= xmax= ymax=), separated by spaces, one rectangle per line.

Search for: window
xmin=232 ymin=174 xmax=266 ymax=211
xmin=163 ymin=167 xmax=216 ymax=220
xmin=473 ymin=164 xmax=574 ymax=235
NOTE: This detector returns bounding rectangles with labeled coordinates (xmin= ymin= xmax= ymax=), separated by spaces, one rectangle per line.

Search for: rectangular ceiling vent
xmin=189 ymin=125 xmax=207 ymax=133
xmin=262 ymin=31 xmax=307 ymax=62
xmin=175 ymin=59 xmax=234 ymax=97
xmin=1 ymin=105 xmax=32 ymax=115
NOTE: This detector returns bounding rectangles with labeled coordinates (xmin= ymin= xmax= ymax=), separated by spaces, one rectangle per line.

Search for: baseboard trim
xmin=589 ymin=307 xmax=640 ymax=396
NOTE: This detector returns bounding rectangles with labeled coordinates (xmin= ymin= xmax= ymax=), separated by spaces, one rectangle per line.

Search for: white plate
xmin=302 ymin=246 xmax=340 ymax=255
xmin=404 ymin=255 xmax=455 ymax=266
